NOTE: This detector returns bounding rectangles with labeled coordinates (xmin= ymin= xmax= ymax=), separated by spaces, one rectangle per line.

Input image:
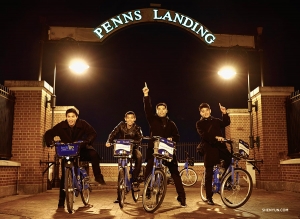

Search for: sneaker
xmin=176 ymin=196 xmax=187 ymax=207
xmin=95 ymin=174 xmax=106 ymax=185
xmin=207 ymin=198 xmax=215 ymax=205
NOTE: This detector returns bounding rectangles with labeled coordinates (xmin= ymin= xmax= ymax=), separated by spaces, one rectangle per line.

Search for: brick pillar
xmin=251 ymin=86 xmax=294 ymax=190
xmin=4 ymin=80 xmax=53 ymax=194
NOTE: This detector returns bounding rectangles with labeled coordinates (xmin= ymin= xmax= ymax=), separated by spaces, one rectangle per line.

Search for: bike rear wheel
xmin=80 ymin=176 xmax=90 ymax=205
xmin=142 ymin=169 xmax=167 ymax=213
xmin=200 ymin=172 xmax=207 ymax=202
xmin=220 ymin=168 xmax=253 ymax=208
xmin=65 ymin=168 xmax=74 ymax=213
xmin=117 ymin=168 xmax=126 ymax=208
xmin=180 ymin=168 xmax=198 ymax=187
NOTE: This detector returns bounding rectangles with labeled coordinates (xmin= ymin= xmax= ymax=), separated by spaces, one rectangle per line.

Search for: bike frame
xmin=118 ymin=157 xmax=134 ymax=192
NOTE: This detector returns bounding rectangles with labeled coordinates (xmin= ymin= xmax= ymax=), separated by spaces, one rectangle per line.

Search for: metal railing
xmin=93 ymin=142 xmax=204 ymax=163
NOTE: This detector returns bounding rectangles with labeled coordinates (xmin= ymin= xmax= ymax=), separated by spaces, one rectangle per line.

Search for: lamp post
xmin=218 ymin=46 xmax=259 ymax=149
xmin=47 ymin=59 xmax=89 ymax=188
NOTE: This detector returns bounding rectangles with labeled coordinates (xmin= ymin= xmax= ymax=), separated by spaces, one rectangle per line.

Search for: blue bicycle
xmin=112 ymin=139 xmax=141 ymax=208
xmin=200 ymin=139 xmax=253 ymax=208
xmin=55 ymin=141 xmax=91 ymax=213
xmin=142 ymin=136 xmax=175 ymax=213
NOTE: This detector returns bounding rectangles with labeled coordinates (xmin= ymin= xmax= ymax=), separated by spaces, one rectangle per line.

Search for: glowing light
xmin=69 ymin=59 xmax=89 ymax=74
xmin=218 ymin=66 xmax=236 ymax=79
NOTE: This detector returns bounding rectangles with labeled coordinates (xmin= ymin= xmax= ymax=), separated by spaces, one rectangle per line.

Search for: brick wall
xmin=4 ymin=80 xmax=53 ymax=194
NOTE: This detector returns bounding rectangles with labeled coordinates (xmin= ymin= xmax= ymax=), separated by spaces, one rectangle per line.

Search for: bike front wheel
xmin=65 ymin=168 xmax=74 ymax=213
xmin=180 ymin=168 xmax=198 ymax=187
xmin=117 ymin=168 xmax=126 ymax=208
xmin=142 ymin=169 xmax=167 ymax=213
xmin=220 ymin=168 xmax=253 ymax=208
xmin=80 ymin=176 xmax=90 ymax=206
xmin=199 ymin=172 xmax=207 ymax=202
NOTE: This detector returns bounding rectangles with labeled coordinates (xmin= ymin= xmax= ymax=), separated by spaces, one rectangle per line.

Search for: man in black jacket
xmin=196 ymin=103 xmax=231 ymax=205
xmin=142 ymin=84 xmax=186 ymax=207
xmin=106 ymin=111 xmax=143 ymax=203
xmin=44 ymin=108 xmax=106 ymax=208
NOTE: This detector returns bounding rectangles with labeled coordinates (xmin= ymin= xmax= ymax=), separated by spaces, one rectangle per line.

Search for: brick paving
xmin=0 ymin=182 xmax=299 ymax=219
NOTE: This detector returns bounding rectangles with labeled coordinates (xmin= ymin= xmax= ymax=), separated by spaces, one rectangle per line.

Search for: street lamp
xmin=218 ymin=46 xmax=259 ymax=149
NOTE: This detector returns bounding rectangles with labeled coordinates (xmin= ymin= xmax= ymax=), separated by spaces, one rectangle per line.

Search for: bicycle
xmin=164 ymin=151 xmax=197 ymax=187
xmin=179 ymin=151 xmax=198 ymax=187
xmin=142 ymin=136 xmax=175 ymax=213
xmin=200 ymin=139 xmax=253 ymax=208
xmin=112 ymin=139 xmax=141 ymax=208
xmin=54 ymin=141 xmax=91 ymax=214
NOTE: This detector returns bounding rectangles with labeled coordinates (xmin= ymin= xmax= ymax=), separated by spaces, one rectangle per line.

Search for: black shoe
xmin=113 ymin=199 xmax=119 ymax=203
xmin=57 ymin=202 xmax=65 ymax=208
xmin=176 ymin=196 xmax=187 ymax=208
xmin=207 ymin=199 xmax=215 ymax=205
xmin=95 ymin=174 xmax=106 ymax=185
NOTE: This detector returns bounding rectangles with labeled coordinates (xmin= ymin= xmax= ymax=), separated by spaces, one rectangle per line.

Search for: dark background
xmin=1 ymin=0 xmax=299 ymax=142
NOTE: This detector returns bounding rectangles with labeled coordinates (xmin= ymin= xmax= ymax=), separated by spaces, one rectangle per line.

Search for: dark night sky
xmin=1 ymin=0 xmax=300 ymax=142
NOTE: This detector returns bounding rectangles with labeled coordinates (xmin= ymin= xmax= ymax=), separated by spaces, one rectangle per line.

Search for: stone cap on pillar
xmin=4 ymin=80 xmax=53 ymax=94
xmin=250 ymin=86 xmax=294 ymax=98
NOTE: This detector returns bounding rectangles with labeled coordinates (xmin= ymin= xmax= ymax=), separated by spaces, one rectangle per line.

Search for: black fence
xmin=0 ymin=84 xmax=15 ymax=160
xmin=93 ymin=141 xmax=204 ymax=163
xmin=286 ymin=90 xmax=300 ymax=158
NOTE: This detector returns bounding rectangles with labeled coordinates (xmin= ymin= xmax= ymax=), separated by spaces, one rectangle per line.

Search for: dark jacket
xmin=143 ymin=96 xmax=180 ymax=149
xmin=107 ymin=121 xmax=143 ymax=145
xmin=195 ymin=114 xmax=230 ymax=151
xmin=44 ymin=119 xmax=97 ymax=147
xmin=196 ymin=114 xmax=230 ymax=167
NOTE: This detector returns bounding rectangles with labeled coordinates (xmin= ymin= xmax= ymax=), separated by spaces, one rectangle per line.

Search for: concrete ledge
xmin=256 ymin=180 xmax=284 ymax=191
xmin=283 ymin=182 xmax=300 ymax=193
xmin=18 ymin=184 xmax=44 ymax=195
xmin=0 ymin=185 xmax=18 ymax=198
xmin=280 ymin=158 xmax=300 ymax=164
xmin=0 ymin=160 xmax=21 ymax=167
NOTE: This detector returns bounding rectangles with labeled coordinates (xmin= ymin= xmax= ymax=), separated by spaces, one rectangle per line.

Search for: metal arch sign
xmin=93 ymin=8 xmax=216 ymax=45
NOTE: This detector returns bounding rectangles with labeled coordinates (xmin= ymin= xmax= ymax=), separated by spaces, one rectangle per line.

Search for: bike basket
xmin=232 ymin=139 xmax=250 ymax=158
xmin=113 ymin=139 xmax=133 ymax=157
xmin=55 ymin=143 xmax=80 ymax=157
xmin=153 ymin=137 xmax=175 ymax=160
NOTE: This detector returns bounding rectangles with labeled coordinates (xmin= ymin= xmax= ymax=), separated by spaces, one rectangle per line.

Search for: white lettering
xmin=191 ymin=22 xmax=200 ymax=32
xmin=153 ymin=9 xmax=162 ymax=20
xmin=162 ymin=11 xmax=173 ymax=21
xmin=173 ymin=13 xmax=184 ymax=24
xmin=182 ymin=16 xmax=194 ymax=28
xmin=111 ymin=16 xmax=123 ymax=28
xmin=93 ymin=28 xmax=104 ymax=39
xmin=205 ymin=34 xmax=215 ymax=44
xmin=122 ymin=12 xmax=134 ymax=23
xmin=195 ymin=25 xmax=209 ymax=36
xmin=101 ymin=21 xmax=114 ymax=33
xmin=134 ymin=10 xmax=142 ymax=20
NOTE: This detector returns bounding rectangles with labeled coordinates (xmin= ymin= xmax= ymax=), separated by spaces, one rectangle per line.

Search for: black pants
xmin=132 ymin=148 xmax=142 ymax=180
xmin=203 ymin=145 xmax=231 ymax=200
xmin=59 ymin=148 xmax=102 ymax=204
xmin=145 ymin=148 xmax=186 ymax=200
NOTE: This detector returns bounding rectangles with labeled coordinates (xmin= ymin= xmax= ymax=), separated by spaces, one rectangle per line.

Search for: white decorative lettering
xmin=134 ymin=10 xmax=142 ymax=20
xmin=153 ymin=9 xmax=162 ymax=20
xmin=93 ymin=28 xmax=104 ymax=39
xmin=195 ymin=25 xmax=208 ymax=37
xmin=191 ymin=22 xmax=200 ymax=32
xmin=122 ymin=12 xmax=134 ymax=23
xmin=172 ymin=13 xmax=184 ymax=24
xmin=101 ymin=21 xmax=114 ymax=33
xmin=182 ymin=16 xmax=194 ymax=28
xmin=205 ymin=34 xmax=215 ymax=44
xmin=162 ymin=11 xmax=173 ymax=21
xmin=111 ymin=16 xmax=123 ymax=28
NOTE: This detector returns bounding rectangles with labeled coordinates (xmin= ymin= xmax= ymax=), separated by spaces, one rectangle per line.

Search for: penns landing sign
xmin=93 ymin=8 xmax=216 ymax=45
